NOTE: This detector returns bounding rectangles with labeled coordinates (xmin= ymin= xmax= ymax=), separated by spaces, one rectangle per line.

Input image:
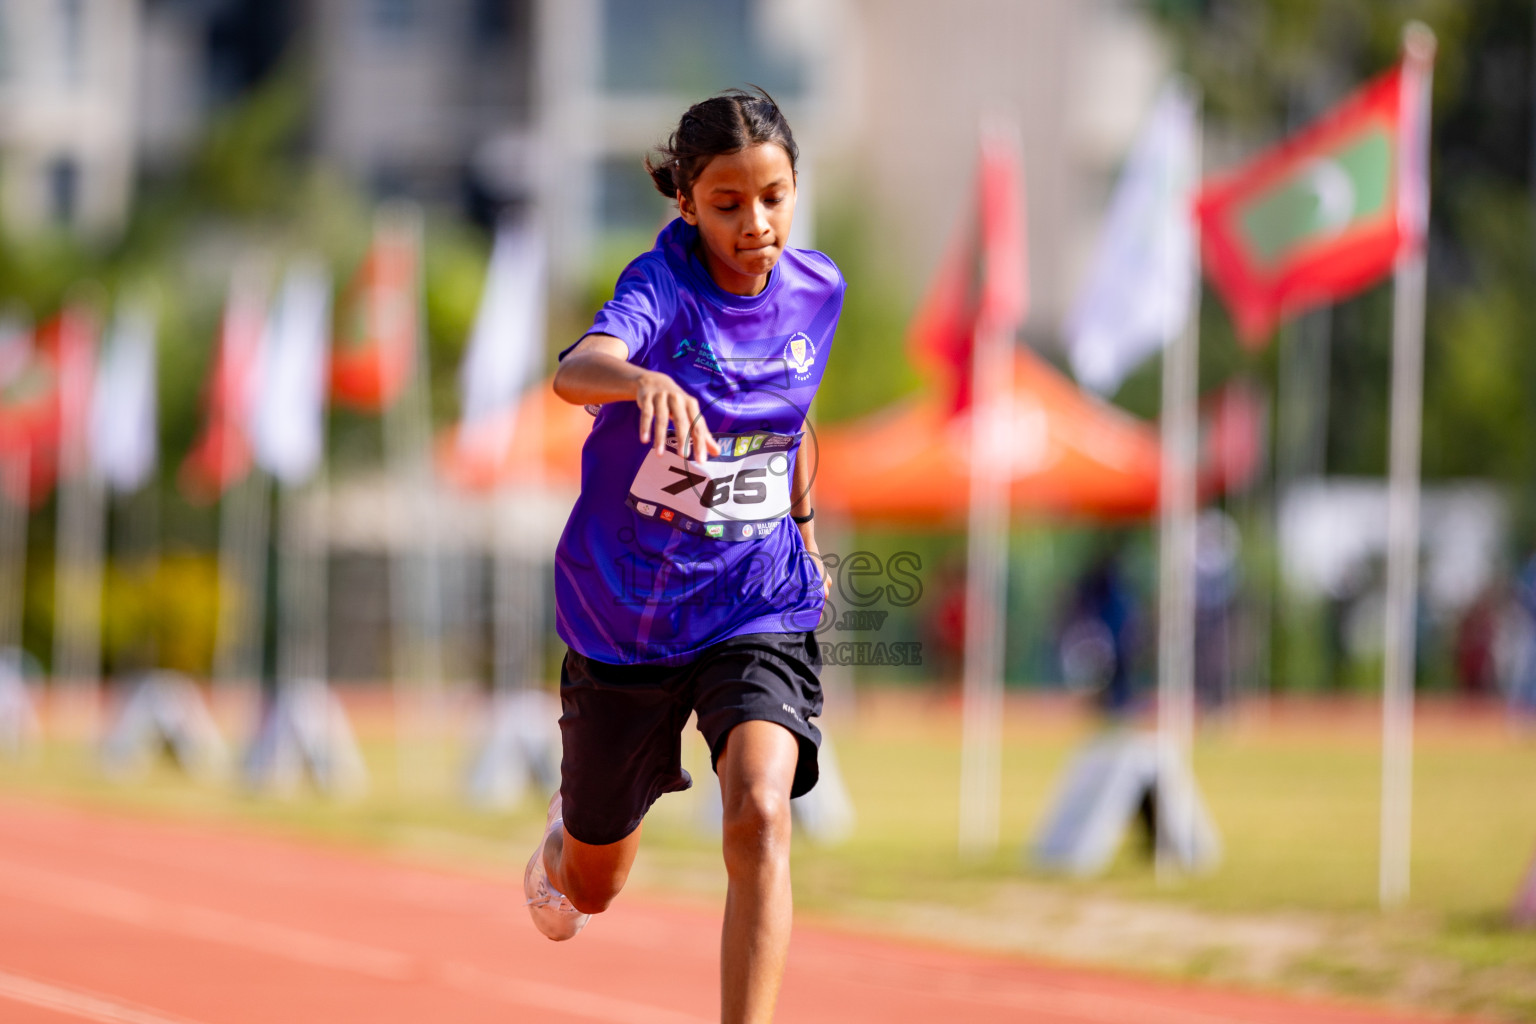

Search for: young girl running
xmin=525 ymin=88 xmax=841 ymax=1023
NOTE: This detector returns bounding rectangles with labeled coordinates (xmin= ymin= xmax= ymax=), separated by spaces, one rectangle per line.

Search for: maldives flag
xmin=179 ymin=272 xmax=266 ymax=503
xmin=0 ymin=318 xmax=57 ymax=505
xmin=0 ymin=308 xmax=96 ymax=505
xmin=330 ymin=214 xmax=417 ymax=411
xmin=1196 ymin=59 xmax=1429 ymax=346
xmin=908 ymin=130 xmax=1028 ymax=414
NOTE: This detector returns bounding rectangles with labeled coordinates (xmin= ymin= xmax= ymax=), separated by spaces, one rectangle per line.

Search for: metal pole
xmin=1379 ymin=23 xmax=1435 ymax=909
xmin=1156 ymin=84 xmax=1202 ymax=881
xmin=957 ymin=127 xmax=1019 ymax=859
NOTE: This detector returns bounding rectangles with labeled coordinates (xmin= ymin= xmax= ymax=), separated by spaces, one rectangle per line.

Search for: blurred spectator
xmin=1060 ymin=544 xmax=1140 ymax=718
xmin=1453 ymin=582 xmax=1501 ymax=702
xmin=1509 ymin=552 xmax=1536 ymax=715
xmin=1194 ymin=510 xmax=1241 ymax=711
xmin=925 ymin=556 xmax=967 ymax=691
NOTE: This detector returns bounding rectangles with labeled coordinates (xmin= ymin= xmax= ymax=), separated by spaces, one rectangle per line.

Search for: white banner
xmin=91 ymin=300 xmax=158 ymax=493
xmin=1067 ymin=81 xmax=1197 ymax=396
xmin=457 ymin=217 xmax=546 ymax=462
xmin=251 ymin=261 xmax=332 ymax=485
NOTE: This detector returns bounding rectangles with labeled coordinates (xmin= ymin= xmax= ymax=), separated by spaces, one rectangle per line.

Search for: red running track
xmin=0 ymin=798 xmax=1484 ymax=1024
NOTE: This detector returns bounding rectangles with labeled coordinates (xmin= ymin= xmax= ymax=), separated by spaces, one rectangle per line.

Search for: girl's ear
xmin=677 ymin=190 xmax=698 ymax=225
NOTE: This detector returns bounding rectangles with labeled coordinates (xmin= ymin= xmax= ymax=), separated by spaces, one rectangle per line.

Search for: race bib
xmin=627 ymin=430 xmax=800 ymax=541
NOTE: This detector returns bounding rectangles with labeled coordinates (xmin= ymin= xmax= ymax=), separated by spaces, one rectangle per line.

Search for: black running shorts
xmin=557 ymin=630 xmax=823 ymax=847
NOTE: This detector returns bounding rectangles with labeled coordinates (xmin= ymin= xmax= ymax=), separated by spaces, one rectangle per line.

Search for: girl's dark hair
xmin=645 ymin=87 xmax=798 ymax=202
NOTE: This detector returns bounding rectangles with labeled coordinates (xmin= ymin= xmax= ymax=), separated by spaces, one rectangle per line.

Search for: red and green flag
xmin=1196 ymin=61 xmax=1428 ymax=346
xmin=330 ymin=218 xmax=417 ymax=411
xmin=179 ymin=275 xmax=265 ymax=503
xmin=907 ymin=131 xmax=1028 ymax=415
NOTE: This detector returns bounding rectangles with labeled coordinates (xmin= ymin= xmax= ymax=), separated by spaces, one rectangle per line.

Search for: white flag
xmin=251 ymin=261 xmax=332 ymax=485
xmin=1067 ymin=81 xmax=1198 ymax=396
xmin=90 ymin=301 xmax=158 ymax=493
xmin=456 ymin=218 xmax=546 ymax=461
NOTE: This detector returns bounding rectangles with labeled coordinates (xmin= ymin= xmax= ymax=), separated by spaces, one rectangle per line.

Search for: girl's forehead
xmin=696 ymin=144 xmax=795 ymax=190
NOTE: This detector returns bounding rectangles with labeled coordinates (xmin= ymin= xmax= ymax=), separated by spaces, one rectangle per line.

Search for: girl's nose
xmin=747 ymin=202 xmax=771 ymax=236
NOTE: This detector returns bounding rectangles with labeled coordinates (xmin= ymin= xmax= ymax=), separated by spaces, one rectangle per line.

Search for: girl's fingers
xmin=669 ymin=393 xmax=692 ymax=458
xmin=684 ymin=398 xmax=713 ymax=461
xmin=638 ymin=392 xmax=655 ymax=446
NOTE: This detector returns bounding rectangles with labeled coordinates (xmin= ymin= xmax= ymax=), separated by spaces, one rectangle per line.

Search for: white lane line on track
xmin=0 ymin=857 xmax=713 ymax=1024
xmin=0 ymin=968 xmax=210 ymax=1024
xmin=0 ymin=857 xmax=413 ymax=980
xmin=440 ymin=963 xmax=713 ymax=1024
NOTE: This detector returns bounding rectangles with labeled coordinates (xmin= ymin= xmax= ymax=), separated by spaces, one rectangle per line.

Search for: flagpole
xmin=51 ymin=306 xmax=104 ymax=743
xmin=0 ymin=451 xmax=27 ymax=658
xmin=379 ymin=202 xmax=447 ymax=798
xmin=210 ymin=263 xmax=269 ymax=733
xmin=1156 ymin=81 xmax=1202 ymax=882
xmin=957 ymin=122 xmax=1022 ymax=859
xmin=1379 ymin=22 xmax=1436 ymax=909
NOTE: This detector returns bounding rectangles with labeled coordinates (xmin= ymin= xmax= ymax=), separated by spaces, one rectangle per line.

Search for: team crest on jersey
xmin=783 ymin=333 xmax=815 ymax=380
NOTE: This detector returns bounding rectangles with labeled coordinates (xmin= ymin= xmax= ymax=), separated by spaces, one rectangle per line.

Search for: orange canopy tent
xmin=814 ymin=347 xmax=1266 ymax=525
xmin=437 ymin=381 xmax=592 ymax=492
xmin=436 ymin=364 xmax=1262 ymax=520
xmin=813 ymin=345 xmax=1165 ymax=524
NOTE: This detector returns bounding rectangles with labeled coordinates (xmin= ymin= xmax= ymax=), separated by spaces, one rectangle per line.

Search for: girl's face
xmin=678 ymin=142 xmax=796 ymax=297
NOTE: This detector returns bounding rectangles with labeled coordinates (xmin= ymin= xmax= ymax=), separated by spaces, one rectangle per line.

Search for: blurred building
xmin=1 ymin=0 xmax=1166 ymax=333
xmin=832 ymin=0 xmax=1167 ymax=334
xmin=0 ymin=0 xmax=141 ymax=238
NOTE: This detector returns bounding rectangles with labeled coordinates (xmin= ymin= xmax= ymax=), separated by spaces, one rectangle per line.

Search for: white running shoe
xmin=524 ymin=794 xmax=590 ymax=941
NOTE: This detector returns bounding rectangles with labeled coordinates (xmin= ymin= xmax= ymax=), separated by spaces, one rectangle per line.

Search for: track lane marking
xmin=439 ymin=963 xmax=713 ymax=1024
xmin=0 ymin=968 xmax=211 ymax=1024
xmin=0 ymin=858 xmax=413 ymax=980
xmin=0 ymin=857 xmax=714 ymax=1023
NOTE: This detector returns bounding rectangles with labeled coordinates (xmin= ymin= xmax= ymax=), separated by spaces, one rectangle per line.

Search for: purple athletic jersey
xmin=554 ymin=218 xmax=844 ymax=666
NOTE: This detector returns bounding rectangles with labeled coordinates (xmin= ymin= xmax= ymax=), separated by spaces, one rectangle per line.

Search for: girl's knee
xmin=558 ymin=855 xmax=626 ymax=915
xmin=722 ymin=785 xmax=792 ymax=866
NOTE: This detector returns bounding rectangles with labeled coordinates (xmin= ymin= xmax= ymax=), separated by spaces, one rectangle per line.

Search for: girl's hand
xmin=635 ymin=370 xmax=721 ymax=460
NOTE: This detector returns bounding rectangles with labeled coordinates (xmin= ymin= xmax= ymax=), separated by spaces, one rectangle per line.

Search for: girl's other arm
xmin=553 ymin=334 xmax=721 ymax=459
xmin=792 ymin=427 xmax=829 ymax=597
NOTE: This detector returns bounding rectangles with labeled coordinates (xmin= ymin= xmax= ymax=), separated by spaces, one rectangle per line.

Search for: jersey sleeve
xmin=560 ymin=254 xmax=677 ymax=362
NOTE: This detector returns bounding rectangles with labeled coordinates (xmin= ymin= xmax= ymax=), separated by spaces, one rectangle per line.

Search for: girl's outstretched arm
xmin=553 ymin=334 xmax=721 ymax=460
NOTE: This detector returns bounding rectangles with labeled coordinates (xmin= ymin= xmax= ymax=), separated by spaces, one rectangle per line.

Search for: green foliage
xmin=101 ymin=553 xmax=229 ymax=677
xmin=808 ymin=197 xmax=922 ymax=423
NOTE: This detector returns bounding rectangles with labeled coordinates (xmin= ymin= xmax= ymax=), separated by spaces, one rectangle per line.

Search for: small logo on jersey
xmin=673 ymin=337 xmax=723 ymax=377
xmin=733 ymin=436 xmax=753 ymax=457
xmin=762 ymin=435 xmax=791 ymax=450
xmin=741 ymin=524 xmax=755 ymax=538
xmin=750 ymin=434 xmax=766 ymax=451
xmin=784 ymin=333 xmax=815 ymax=380
xmin=635 ymin=501 xmax=657 ymax=516
xmin=705 ymin=524 xmax=724 ymax=538
xmin=659 ymin=508 xmax=675 ymax=522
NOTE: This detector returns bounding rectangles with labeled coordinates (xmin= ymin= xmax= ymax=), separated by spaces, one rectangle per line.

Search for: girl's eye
xmin=715 ymin=205 xmax=738 ymax=213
